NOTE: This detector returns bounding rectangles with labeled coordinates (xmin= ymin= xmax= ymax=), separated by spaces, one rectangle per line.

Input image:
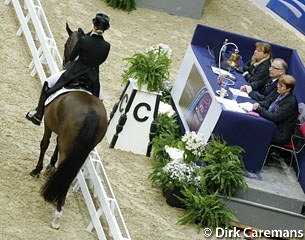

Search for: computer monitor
xmin=171 ymin=45 xmax=222 ymax=143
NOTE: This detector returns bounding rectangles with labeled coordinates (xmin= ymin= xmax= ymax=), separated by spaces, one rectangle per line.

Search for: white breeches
xmin=46 ymin=70 xmax=65 ymax=87
xmin=45 ymin=70 xmax=104 ymax=100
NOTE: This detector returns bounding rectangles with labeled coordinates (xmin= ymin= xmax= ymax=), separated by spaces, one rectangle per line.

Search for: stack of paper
xmin=215 ymin=96 xmax=247 ymax=113
xmin=211 ymin=66 xmax=235 ymax=79
xmin=238 ymin=102 xmax=253 ymax=112
xmin=229 ymin=87 xmax=250 ymax=98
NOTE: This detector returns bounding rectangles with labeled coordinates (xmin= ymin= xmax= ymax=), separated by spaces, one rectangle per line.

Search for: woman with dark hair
xmin=26 ymin=13 xmax=111 ymax=126
xmin=243 ymin=42 xmax=272 ymax=92
xmin=253 ymin=74 xmax=298 ymax=145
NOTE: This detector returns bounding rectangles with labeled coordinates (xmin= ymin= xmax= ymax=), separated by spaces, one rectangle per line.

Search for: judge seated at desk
xmin=243 ymin=42 xmax=272 ymax=92
xmin=252 ymin=74 xmax=298 ymax=145
xmin=240 ymin=58 xmax=288 ymax=102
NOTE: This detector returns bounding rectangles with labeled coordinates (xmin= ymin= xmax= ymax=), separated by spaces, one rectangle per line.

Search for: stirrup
xmin=25 ymin=111 xmax=42 ymax=126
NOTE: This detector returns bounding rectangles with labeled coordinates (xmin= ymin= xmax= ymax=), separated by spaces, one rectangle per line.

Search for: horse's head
xmin=63 ymin=23 xmax=85 ymax=69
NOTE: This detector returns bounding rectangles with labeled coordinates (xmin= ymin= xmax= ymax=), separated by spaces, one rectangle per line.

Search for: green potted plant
xmin=151 ymin=102 xmax=180 ymax=162
xmin=201 ymin=135 xmax=248 ymax=197
xmin=154 ymin=102 xmax=180 ymax=138
xmin=122 ymin=43 xmax=172 ymax=93
xmin=148 ymin=102 xmax=248 ymax=230
xmin=178 ymin=185 xmax=238 ymax=231
xmin=149 ymin=131 xmax=206 ymax=207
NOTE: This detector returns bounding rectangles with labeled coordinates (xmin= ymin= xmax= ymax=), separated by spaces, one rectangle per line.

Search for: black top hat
xmin=92 ymin=13 xmax=110 ymax=31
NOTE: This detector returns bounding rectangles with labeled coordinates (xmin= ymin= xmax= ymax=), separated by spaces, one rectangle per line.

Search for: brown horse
xmin=31 ymin=23 xmax=88 ymax=172
xmin=63 ymin=23 xmax=86 ymax=69
xmin=30 ymin=24 xmax=108 ymax=229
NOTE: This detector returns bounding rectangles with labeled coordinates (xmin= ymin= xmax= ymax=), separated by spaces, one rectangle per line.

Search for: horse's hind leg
xmin=46 ymin=138 xmax=58 ymax=173
xmin=30 ymin=127 xmax=52 ymax=177
xmin=51 ymin=192 xmax=67 ymax=229
xmin=51 ymin=208 xmax=63 ymax=230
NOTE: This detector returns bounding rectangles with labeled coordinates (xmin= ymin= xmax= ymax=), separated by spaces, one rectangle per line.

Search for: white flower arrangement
xmin=164 ymin=145 xmax=201 ymax=188
xmin=145 ymin=43 xmax=172 ymax=59
xmin=163 ymin=158 xmax=201 ymax=187
xmin=165 ymin=145 xmax=184 ymax=160
xmin=159 ymin=102 xmax=176 ymax=117
xmin=182 ymin=131 xmax=205 ymax=158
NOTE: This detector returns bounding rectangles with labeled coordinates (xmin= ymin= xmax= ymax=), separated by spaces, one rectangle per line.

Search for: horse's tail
xmin=41 ymin=112 xmax=100 ymax=205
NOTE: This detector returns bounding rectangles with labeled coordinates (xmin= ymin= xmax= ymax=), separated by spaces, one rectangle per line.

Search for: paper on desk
xmin=238 ymin=102 xmax=253 ymax=112
xmin=229 ymin=87 xmax=250 ymax=98
xmin=211 ymin=66 xmax=234 ymax=78
xmin=215 ymin=96 xmax=247 ymax=113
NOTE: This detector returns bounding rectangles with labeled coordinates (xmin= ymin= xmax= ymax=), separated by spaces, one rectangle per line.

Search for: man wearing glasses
xmin=240 ymin=58 xmax=288 ymax=102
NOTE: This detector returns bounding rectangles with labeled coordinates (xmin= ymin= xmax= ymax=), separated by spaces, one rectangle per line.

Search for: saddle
xmin=65 ymin=76 xmax=93 ymax=93
xmin=45 ymin=76 xmax=94 ymax=106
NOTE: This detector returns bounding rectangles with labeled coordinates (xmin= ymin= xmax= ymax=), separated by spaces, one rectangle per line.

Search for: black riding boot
xmin=26 ymin=82 xmax=49 ymax=126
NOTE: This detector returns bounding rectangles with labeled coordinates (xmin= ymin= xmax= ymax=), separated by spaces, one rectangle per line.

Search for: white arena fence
xmin=4 ymin=0 xmax=131 ymax=239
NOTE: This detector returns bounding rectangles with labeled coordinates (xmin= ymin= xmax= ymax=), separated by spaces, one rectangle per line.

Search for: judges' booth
xmin=171 ymin=24 xmax=305 ymax=230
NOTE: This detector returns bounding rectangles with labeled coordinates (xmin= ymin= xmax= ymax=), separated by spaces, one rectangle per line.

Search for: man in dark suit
xmin=240 ymin=58 xmax=287 ymax=102
xmin=252 ymin=74 xmax=298 ymax=145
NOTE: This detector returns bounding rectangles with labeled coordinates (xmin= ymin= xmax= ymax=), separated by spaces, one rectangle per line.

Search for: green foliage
xmin=201 ymin=135 xmax=248 ymax=197
xmin=151 ymin=113 xmax=180 ymax=163
xmin=160 ymin=81 xmax=172 ymax=103
xmin=150 ymin=130 xmax=247 ymax=230
xmin=178 ymin=187 xmax=238 ymax=231
xmin=201 ymin=161 xmax=248 ymax=197
xmin=104 ymin=0 xmax=136 ymax=12
xmin=155 ymin=113 xmax=180 ymax=138
xmin=151 ymin=133 xmax=177 ymax=163
xmin=203 ymin=135 xmax=244 ymax=166
xmin=148 ymin=161 xmax=170 ymax=192
xmin=122 ymin=50 xmax=171 ymax=92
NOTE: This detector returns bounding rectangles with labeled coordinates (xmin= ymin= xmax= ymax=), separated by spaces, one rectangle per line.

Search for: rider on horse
xmin=26 ymin=13 xmax=111 ymax=126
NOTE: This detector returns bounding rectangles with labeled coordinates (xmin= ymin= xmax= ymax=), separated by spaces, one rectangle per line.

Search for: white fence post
xmin=5 ymin=0 xmax=131 ymax=239
xmin=73 ymin=150 xmax=131 ymax=240
xmin=6 ymin=0 xmax=47 ymax=82
xmin=26 ymin=0 xmax=62 ymax=74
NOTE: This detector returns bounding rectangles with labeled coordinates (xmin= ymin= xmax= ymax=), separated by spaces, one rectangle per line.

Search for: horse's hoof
xmin=30 ymin=170 xmax=40 ymax=178
xmin=45 ymin=165 xmax=56 ymax=177
xmin=46 ymin=164 xmax=56 ymax=172
xmin=51 ymin=220 xmax=60 ymax=229
xmin=51 ymin=210 xmax=62 ymax=229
